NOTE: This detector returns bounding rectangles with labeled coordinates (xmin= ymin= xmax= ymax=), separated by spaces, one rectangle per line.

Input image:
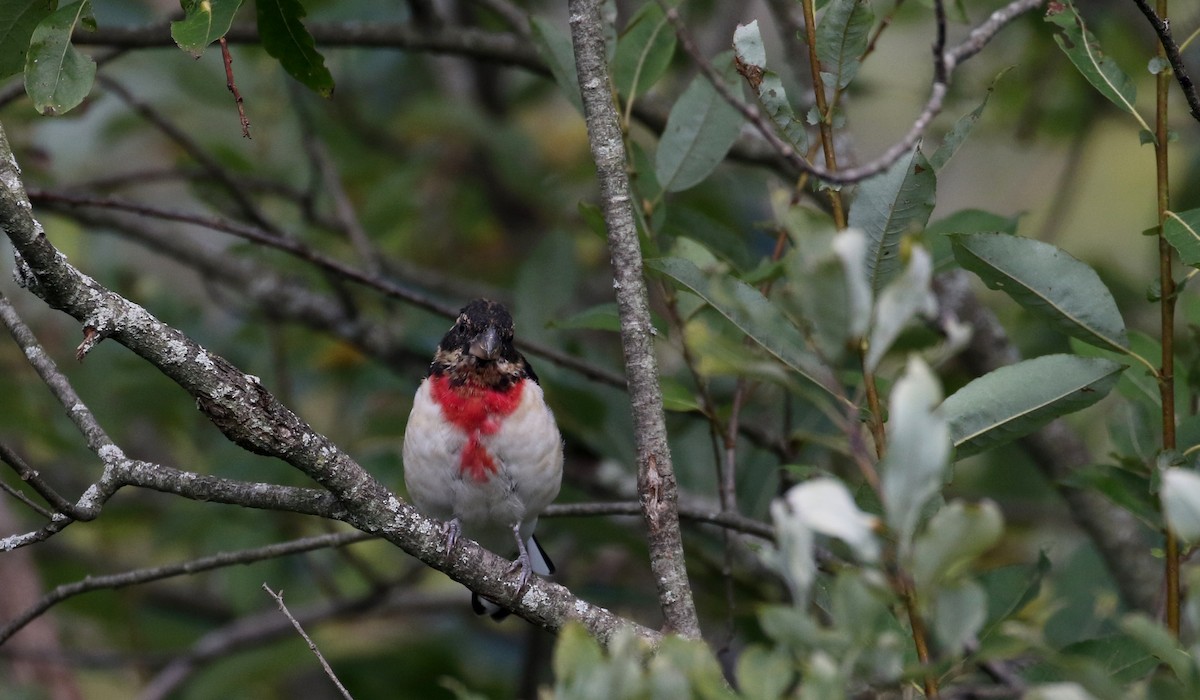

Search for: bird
xmin=403 ymin=299 xmax=563 ymax=619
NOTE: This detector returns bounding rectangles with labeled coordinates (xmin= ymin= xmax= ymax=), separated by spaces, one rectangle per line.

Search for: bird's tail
xmin=472 ymin=534 xmax=553 ymax=620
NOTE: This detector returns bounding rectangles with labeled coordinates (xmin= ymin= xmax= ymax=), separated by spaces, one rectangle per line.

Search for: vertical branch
xmin=1153 ymin=0 xmax=1180 ymax=637
xmin=567 ymin=0 xmax=701 ymax=638
xmin=799 ymin=0 xmax=887 ymax=459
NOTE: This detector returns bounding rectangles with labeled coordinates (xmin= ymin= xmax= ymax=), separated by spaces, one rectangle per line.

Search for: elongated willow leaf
xmin=930 ymin=68 xmax=1008 ymax=171
xmin=849 ymin=147 xmax=936 ymax=292
xmin=881 ymin=357 xmax=951 ymax=556
xmin=1162 ymin=468 xmax=1200 ymax=544
xmin=612 ymin=2 xmax=675 ymax=100
xmin=257 ymin=0 xmax=334 ymax=96
xmin=531 ymin=16 xmax=583 ymax=113
xmin=654 ymin=53 xmax=743 ymax=192
xmin=940 ymin=354 xmax=1124 ymax=459
xmin=648 ymin=256 xmax=837 ymax=397
xmin=815 ymin=0 xmax=873 ymax=91
xmin=1164 ymin=208 xmax=1200 ymax=268
xmin=1045 ymin=0 xmax=1149 ymax=134
xmin=950 ymin=232 xmax=1129 ymax=352
xmin=733 ymin=21 xmax=806 ymax=152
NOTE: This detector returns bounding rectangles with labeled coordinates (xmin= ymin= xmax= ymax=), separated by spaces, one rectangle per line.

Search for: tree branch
xmin=1130 ymin=0 xmax=1200 ymax=125
xmin=0 ymin=531 xmax=373 ymax=646
xmin=668 ymin=0 xmax=1045 ymax=185
xmin=27 ymin=189 xmax=628 ymax=389
xmin=569 ymin=0 xmax=700 ymax=638
xmin=0 ymin=120 xmax=656 ymax=645
xmin=73 ymin=22 xmax=547 ymax=75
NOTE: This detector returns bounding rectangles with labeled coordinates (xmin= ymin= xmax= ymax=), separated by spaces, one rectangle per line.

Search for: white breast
xmin=402 ymin=378 xmax=563 ymax=554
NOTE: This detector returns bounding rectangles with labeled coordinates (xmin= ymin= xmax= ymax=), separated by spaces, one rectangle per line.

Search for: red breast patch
xmin=429 ymin=374 xmax=525 ymax=482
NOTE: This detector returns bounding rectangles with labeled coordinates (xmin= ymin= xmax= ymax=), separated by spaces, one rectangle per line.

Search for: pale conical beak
xmin=469 ymin=325 xmax=501 ymax=361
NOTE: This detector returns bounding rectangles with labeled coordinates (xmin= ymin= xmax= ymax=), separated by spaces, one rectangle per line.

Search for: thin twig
xmin=1128 ymin=0 xmax=1200 ymax=124
xmin=219 ymin=37 xmax=251 ymax=138
xmin=0 ymin=532 xmax=372 ymax=646
xmin=262 ymin=584 xmax=355 ymax=700
xmin=0 ymin=442 xmax=79 ymax=520
xmin=664 ymin=0 xmax=1044 ymax=185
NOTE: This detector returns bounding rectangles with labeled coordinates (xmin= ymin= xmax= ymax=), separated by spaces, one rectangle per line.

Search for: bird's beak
xmin=469 ymin=325 xmax=501 ymax=361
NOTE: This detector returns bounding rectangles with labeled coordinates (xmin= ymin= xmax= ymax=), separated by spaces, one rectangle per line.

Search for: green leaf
xmin=815 ymin=0 xmax=873 ymax=91
xmin=881 ymin=356 xmax=950 ymax=554
xmin=1063 ymin=464 xmax=1159 ymax=529
xmin=770 ymin=498 xmax=817 ymax=606
xmin=913 ymin=500 xmax=1003 ymax=589
xmin=733 ymin=21 xmax=807 ymax=152
xmin=0 ymin=0 xmax=54 ymax=80
xmin=783 ymin=477 xmax=881 ymax=563
xmin=1069 ymin=331 xmax=1167 ymax=412
xmin=1164 ymin=209 xmax=1200 ymax=268
xmin=930 ymin=68 xmax=1008 ymax=171
xmin=256 ymin=0 xmax=334 ymax=97
xmin=171 ymin=0 xmax=244 ymax=58
xmin=654 ymin=52 xmax=744 ymax=192
xmin=849 ymin=147 xmax=936 ymax=292
xmin=552 ymin=622 xmax=604 ymax=684
xmin=865 ymin=245 xmax=936 ymax=371
xmin=1120 ymin=614 xmax=1195 ymax=683
xmin=736 ymin=645 xmax=795 ymax=700
xmin=933 ymin=580 xmax=987 ymax=652
xmin=1162 ymin=468 xmax=1200 ymax=545
xmin=611 ymin=2 xmax=675 ymax=100
xmin=1046 ymin=0 xmax=1149 ymax=134
xmin=531 ymin=16 xmax=583 ymax=113
xmin=940 ymin=354 xmax=1124 ymax=459
xmin=950 ymin=232 xmax=1129 ymax=352
xmin=832 ymin=229 xmax=872 ymax=339
xmin=24 ymin=0 xmax=95 ymax=116
xmin=648 ymin=256 xmax=837 ymax=395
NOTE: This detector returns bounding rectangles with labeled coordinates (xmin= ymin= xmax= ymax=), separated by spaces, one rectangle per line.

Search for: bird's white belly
xmin=403 ymin=378 xmax=562 ymax=552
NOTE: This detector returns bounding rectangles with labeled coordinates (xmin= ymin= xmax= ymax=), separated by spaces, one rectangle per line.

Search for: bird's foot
xmin=442 ymin=518 xmax=462 ymax=556
xmin=508 ymin=523 xmax=533 ymax=590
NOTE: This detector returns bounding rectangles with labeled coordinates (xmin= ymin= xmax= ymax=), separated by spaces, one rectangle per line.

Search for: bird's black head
xmin=431 ymin=299 xmax=534 ymax=387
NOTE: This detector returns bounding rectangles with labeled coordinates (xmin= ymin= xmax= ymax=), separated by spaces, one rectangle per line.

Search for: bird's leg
xmin=508 ymin=523 xmax=533 ymax=590
xmin=443 ymin=517 xmax=462 ymax=556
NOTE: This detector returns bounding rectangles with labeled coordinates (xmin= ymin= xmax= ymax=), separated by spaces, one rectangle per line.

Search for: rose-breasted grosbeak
xmin=403 ymin=299 xmax=563 ymax=619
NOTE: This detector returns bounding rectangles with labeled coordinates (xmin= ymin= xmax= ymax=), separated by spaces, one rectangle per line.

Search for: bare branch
xmin=569 ymin=0 xmax=700 ymax=638
xmin=96 ymin=77 xmax=281 ymax=236
xmin=0 ymin=532 xmax=373 ymax=646
xmin=1130 ymin=0 xmax=1200 ymax=125
xmin=0 ymin=442 xmax=76 ymax=520
xmin=28 ymin=190 xmax=628 ymax=389
xmin=73 ymin=22 xmax=547 ymax=75
xmin=543 ymin=501 xmax=774 ymax=541
xmin=262 ymin=584 xmax=354 ymax=700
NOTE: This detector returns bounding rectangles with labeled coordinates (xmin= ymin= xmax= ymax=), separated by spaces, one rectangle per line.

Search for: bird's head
xmin=431 ymin=299 xmax=529 ymax=388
